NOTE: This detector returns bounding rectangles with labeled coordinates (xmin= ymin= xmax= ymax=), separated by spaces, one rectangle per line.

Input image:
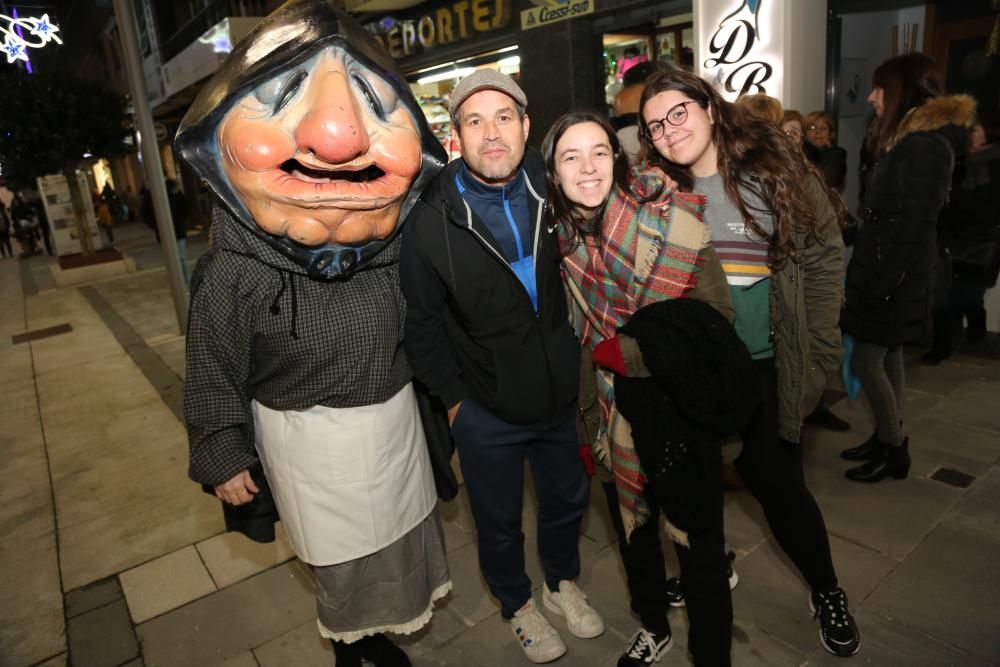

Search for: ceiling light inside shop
xmin=498 ymin=56 xmax=520 ymax=67
xmin=418 ymin=67 xmax=475 ymax=85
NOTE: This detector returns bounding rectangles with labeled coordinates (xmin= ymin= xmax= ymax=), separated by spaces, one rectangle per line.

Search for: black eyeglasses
xmin=807 ymin=124 xmax=830 ymax=133
xmin=643 ymin=101 xmax=699 ymax=140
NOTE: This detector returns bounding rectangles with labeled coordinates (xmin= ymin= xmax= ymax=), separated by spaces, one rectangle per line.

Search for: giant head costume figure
xmin=176 ymin=0 xmax=446 ymax=278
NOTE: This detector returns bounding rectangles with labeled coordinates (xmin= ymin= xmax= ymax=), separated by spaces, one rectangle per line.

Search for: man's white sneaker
xmin=542 ymin=580 xmax=606 ymax=639
xmin=511 ymin=598 xmax=567 ymax=664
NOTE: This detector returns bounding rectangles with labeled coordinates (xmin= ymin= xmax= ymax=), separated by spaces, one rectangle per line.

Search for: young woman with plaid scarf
xmin=542 ymin=111 xmax=738 ymax=667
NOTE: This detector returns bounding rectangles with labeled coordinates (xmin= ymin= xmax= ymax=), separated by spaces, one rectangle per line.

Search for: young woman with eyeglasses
xmin=637 ymin=67 xmax=861 ymax=662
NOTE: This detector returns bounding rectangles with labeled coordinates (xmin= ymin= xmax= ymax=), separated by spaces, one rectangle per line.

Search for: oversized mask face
xmin=218 ymin=46 xmax=422 ymax=246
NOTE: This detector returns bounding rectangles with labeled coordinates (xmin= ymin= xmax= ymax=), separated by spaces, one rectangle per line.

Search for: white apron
xmin=252 ymin=383 xmax=436 ymax=566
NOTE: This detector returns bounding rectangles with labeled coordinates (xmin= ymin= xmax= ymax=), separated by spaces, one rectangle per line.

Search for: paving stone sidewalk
xmin=2 ymin=225 xmax=998 ymax=666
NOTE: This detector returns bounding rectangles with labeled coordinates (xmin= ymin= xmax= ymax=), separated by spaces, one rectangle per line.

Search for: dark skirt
xmin=313 ymin=508 xmax=451 ymax=643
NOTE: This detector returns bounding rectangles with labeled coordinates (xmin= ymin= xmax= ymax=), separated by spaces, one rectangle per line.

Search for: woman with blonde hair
xmin=803 ymin=110 xmax=847 ymax=190
xmin=734 ymin=92 xmax=783 ymax=127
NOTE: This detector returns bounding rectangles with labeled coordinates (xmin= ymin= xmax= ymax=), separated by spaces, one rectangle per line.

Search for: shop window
xmin=602 ymin=20 xmax=693 ymax=108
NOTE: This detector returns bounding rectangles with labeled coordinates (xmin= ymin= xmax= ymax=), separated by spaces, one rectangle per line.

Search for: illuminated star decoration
xmin=2 ymin=35 xmax=27 ymax=63
xmin=1 ymin=12 xmax=63 ymax=64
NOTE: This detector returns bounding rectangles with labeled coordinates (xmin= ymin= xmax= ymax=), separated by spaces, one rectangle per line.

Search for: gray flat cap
xmin=448 ymin=69 xmax=527 ymax=117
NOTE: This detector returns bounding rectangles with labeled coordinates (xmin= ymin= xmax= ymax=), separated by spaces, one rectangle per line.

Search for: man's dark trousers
xmin=451 ymin=398 xmax=589 ymax=619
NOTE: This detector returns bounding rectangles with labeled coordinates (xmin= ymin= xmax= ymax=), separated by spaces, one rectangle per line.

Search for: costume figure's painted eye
xmin=274 ymin=71 xmax=308 ymax=114
xmin=253 ymin=70 xmax=308 ymax=115
xmin=253 ymin=77 xmax=283 ymax=105
xmin=352 ymin=73 xmax=385 ymax=120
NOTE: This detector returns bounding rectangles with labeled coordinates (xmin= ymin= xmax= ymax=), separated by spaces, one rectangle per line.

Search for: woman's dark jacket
xmin=841 ymin=95 xmax=976 ymax=347
xmin=804 ymin=142 xmax=847 ymax=191
xmin=939 ymin=142 xmax=1000 ymax=287
xmin=400 ymin=149 xmax=580 ymax=426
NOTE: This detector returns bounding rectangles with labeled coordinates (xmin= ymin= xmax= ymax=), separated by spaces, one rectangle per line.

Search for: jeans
xmin=452 ymin=399 xmax=588 ymax=618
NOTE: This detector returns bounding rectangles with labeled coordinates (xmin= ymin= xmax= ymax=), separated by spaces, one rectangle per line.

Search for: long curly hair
xmin=866 ymin=53 xmax=943 ymax=158
xmin=541 ymin=110 xmax=630 ymax=250
xmin=637 ymin=67 xmax=846 ymax=270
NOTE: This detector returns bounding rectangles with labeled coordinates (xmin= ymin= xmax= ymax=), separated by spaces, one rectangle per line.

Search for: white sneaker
xmin=542 ymin=580 xmax=606 ymax=639
xmin=511 ymin=599 xmax=567 ymax=663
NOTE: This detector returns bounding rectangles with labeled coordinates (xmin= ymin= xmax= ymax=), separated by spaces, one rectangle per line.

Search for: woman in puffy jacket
xmin=840 ymin=53 xmax=975 ymax=482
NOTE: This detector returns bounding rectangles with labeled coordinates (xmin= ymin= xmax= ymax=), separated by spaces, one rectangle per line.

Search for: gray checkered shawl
xmin=185 ymin=208 xmax=411 ymax=486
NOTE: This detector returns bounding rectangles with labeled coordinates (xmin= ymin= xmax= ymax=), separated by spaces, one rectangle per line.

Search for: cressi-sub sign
xmin=520 ymin=0 xmax=593 ymax=31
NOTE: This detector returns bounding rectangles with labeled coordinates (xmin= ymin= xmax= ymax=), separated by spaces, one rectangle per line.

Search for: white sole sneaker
xmin=542 ymin=588 xmax=606 ymax=639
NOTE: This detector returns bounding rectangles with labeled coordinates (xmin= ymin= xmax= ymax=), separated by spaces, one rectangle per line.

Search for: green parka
xmin=770 ymin=175 xmax=845 ymax=443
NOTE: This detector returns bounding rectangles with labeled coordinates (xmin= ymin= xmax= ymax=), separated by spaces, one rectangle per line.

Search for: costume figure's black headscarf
xmin=175 ymin=0 xmax=446 ymax=278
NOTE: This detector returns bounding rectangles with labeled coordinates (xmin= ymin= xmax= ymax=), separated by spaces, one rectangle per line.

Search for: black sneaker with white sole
xmin=617 ymin=628 xmax=671 ymax=666
xmin=810 ymin=588 xmax=861 ymax=657
xmin=665 ymin=559 xmax=739 ymax=608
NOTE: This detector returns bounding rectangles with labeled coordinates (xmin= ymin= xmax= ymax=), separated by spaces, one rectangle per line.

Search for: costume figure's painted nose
xmin=294 ymin=71 xmax=371 ymax=164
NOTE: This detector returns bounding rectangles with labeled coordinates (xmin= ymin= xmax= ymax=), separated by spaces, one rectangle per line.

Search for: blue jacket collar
xmin=456 ymin=161 xmax=526 ymax=199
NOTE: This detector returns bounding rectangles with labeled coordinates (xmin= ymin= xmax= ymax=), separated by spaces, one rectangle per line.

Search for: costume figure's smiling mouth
xmin=280 ymin=159 xmax=386 ymax=184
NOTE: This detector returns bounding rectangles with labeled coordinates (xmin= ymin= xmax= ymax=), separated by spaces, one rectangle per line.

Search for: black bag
xmin=949 ymin=236 xmax=1000 ymax=288
xmin=414 ymin=380 xmax=459 ymax=501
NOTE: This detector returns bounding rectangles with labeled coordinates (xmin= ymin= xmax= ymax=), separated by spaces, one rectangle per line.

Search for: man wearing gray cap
xmin=400 ymin=69 xmax=604 ymax=663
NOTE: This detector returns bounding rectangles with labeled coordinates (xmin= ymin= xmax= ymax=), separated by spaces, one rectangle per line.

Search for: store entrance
xmin=602 ymin=16 xmax=694 ymax=109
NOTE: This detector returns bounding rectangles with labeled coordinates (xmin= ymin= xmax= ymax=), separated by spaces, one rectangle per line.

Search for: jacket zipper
xmin=451 ymin=189 xmax=559 ymax=418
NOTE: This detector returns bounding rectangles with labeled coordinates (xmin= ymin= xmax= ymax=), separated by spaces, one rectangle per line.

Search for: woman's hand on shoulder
xmin=629 ymin=161 xmax=679 ymax=201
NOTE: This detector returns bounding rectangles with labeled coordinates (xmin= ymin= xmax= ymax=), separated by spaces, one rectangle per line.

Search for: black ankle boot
xmin=331 ymin=639 xmax=363 ymax=667
xmin=840 ymin=432 xmax=881 ymax=461
xmin=359 ymin=633 xmax=412 ymax=667
xmin=966 ymin=309 xmax=987 ymax=342
xmin=845 ymin=437 xmax=910 ymax=483
xmin=921 ymin=348 xmax=951 ymax=365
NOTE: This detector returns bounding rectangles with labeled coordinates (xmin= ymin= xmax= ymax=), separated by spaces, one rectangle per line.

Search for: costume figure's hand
xmin=214 ymin=469 xmax=260 ymax=506
xmin=447 ymin=401 xmax=462 ymax=427
xmin=592 ymin=337 xmax=627 ymax=375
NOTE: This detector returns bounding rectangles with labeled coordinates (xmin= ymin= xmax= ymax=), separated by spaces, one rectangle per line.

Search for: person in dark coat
xmin=803 ymin=111 xmax=848 ymax=191
xmin=840 ymin=53 xmax=976 ymax=482
xmin=401 ymin=70 xmax=603 ymax=664
xmin=924 ymin=121 xmax=1000 ymax=363
xmin=10 ymin=193 xmax=38 ymax=257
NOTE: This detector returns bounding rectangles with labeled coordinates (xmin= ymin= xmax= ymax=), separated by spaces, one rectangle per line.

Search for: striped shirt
xmin=694 ymin=172 xmax=775 ymax=358
xmin=693 ymin=172 xmax=772 ymax=286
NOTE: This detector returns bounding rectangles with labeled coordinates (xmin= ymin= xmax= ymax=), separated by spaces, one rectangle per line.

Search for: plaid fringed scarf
xmin=561 ymin=179 xmax=709 ymax=538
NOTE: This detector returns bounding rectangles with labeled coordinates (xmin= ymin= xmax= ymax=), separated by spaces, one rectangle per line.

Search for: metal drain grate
xmin=930 ymin=467 xmax=976 ymax=489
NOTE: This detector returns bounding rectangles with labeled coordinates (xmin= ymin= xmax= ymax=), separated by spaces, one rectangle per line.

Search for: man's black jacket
xmin=400 ymin=149 xmax=579 ymax=427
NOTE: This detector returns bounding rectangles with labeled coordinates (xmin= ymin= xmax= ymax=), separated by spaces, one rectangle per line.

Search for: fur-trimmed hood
xmin=888 ymin=94 xmax=976 ymax=151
